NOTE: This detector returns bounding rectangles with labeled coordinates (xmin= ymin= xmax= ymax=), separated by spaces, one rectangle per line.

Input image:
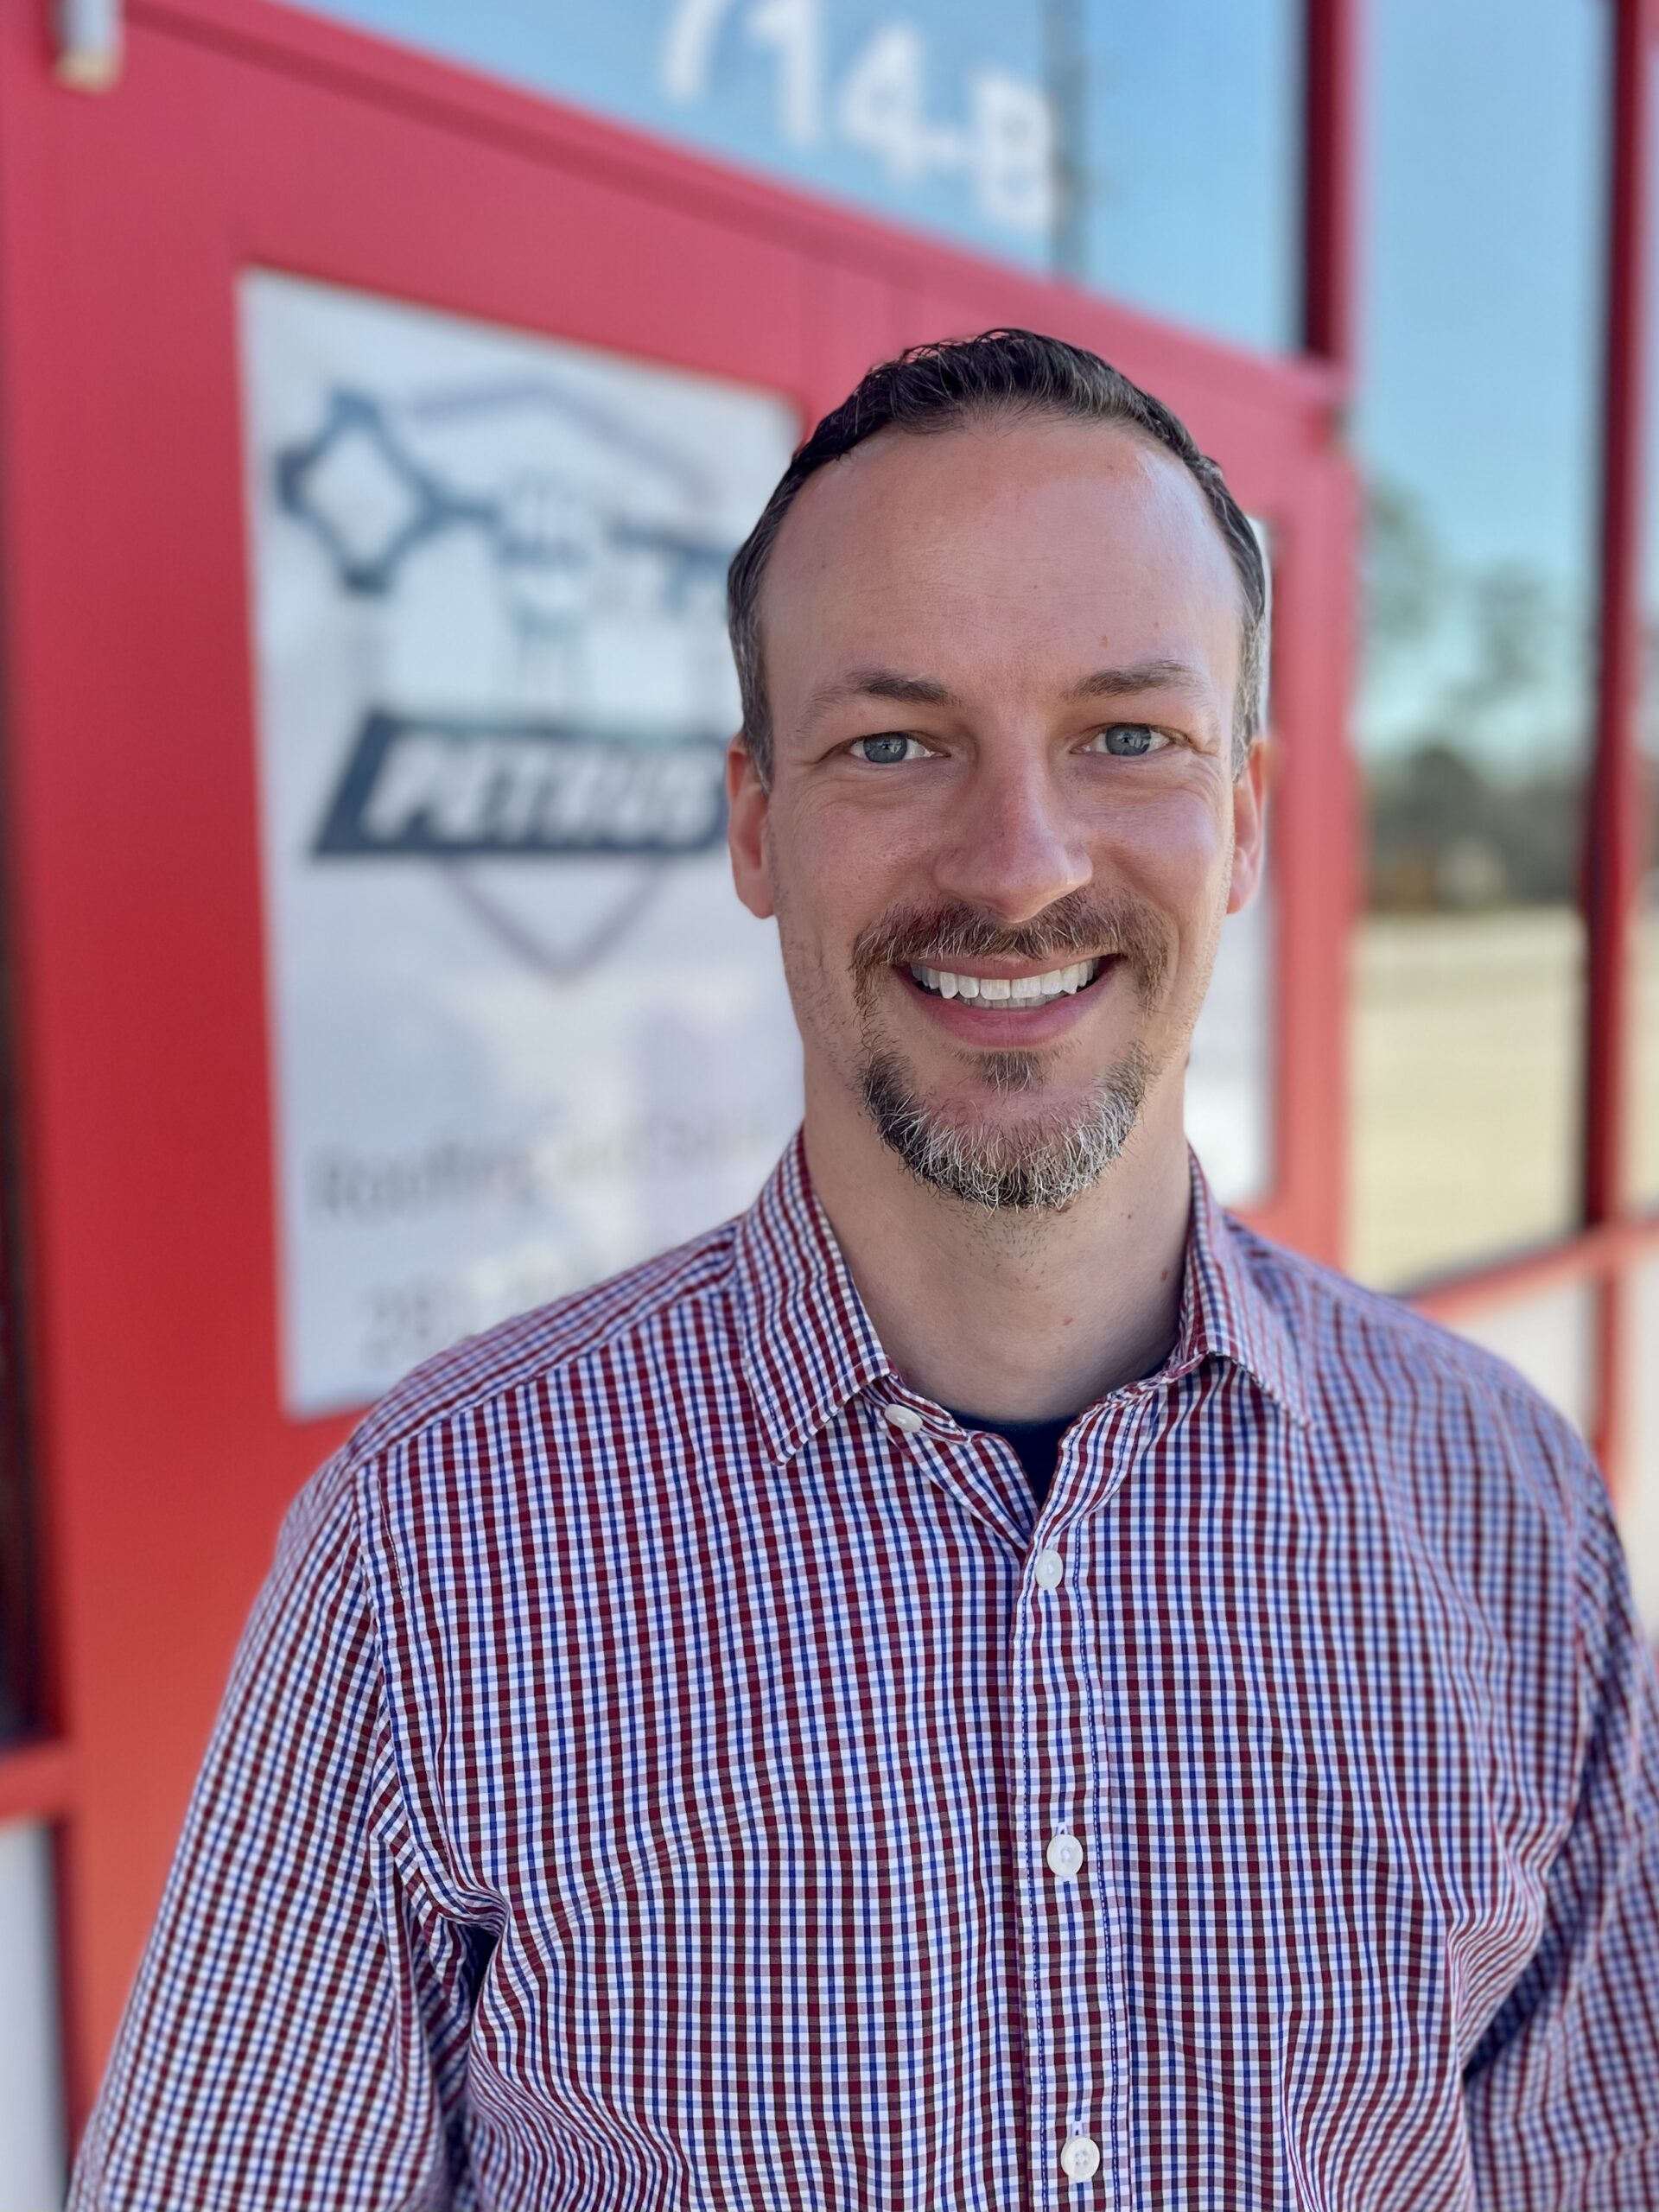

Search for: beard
xmin=861 ymin=1040 xmax=1154 ymax=1211
xmin=848 ymin=888 xmax=1173 ymax=1213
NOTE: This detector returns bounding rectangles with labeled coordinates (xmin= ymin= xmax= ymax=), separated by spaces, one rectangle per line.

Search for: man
xmin=73 ymin=331 xmax=1659 ymax=2209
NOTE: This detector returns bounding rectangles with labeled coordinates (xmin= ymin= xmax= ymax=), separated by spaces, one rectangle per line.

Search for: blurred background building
xmin=0 ymin=0 xmax=1655 ymax=2197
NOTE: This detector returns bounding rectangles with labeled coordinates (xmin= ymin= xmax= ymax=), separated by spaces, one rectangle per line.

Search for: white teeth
xmin=906 ymin=957 xmax=1104 ymax=1003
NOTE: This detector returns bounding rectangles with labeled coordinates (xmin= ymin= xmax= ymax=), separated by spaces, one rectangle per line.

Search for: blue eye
xmin=851 ymin=734 xmax=929 ymax=765
xmin=1086 ymin=723 xmax=1170 ymax=757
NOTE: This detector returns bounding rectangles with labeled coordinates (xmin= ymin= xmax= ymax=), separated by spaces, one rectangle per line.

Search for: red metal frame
xmin=1586 ymin=0 xmax=1652 ymax=1236
xmin=0 ymin=0 xmax=1354 ymax=2133
xmin=1305 ymin=0 xmax=1364 ymax=374
xmin=1412 ymin=1212 xmax=1659 ymax=1320
xmin=1582 ymin=0 xmax=1656 ymax=1486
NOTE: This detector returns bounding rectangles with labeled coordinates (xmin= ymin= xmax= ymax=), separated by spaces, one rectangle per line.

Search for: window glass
xmin=280 ymin=0 xmax=1301 ymax=354
xmin=1348 ymin=0 xmax=1605 ymax=1287
xmin=1055 ymin=3 xmax=1303 ymax=352
xmin=1621 ymin=1256 xmax=1659 ymax=1637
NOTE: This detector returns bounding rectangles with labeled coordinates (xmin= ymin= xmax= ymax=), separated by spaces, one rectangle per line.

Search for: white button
xmin=882 ymin=1402 xmax=925 ymax=1435
xmin=1033 ymin=1548 xmax=1065 ymax=1590
xmin=1060 ymin=2135 xmax=1102 ymax=2182
xmin=1046 ymin=1833 xmax=1085 ymax=1879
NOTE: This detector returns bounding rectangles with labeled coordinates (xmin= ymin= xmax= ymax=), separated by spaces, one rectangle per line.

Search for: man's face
xmin=727 ymin=416 xmax=1268 ymax=1210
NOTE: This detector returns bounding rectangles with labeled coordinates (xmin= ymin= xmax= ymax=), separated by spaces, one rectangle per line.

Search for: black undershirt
xmin=943 ymin=1408 xmax=1071 ymax=1510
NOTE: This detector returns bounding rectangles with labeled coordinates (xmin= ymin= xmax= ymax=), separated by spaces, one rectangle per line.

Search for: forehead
xmin=759 ymin=415 xmax=1244 ymax=702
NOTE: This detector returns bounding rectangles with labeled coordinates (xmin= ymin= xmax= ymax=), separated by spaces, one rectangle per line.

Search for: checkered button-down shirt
xmin=72 ymin=1136 xmax=1659 ymax=2210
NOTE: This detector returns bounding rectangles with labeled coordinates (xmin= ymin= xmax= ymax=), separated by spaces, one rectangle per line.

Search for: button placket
xmin=1028 ymin=1412 xmax=1153 ymax=2211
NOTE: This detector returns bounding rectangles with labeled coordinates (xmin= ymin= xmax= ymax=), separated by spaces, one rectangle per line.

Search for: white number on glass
xmin=662 ymin=0 xmax=823 ymax=143
xmin=744 ymin=0 xmax=823 ymax=144
xmin=835 ymin=24 xmax=936 ymax=184
xmin=969 ymin=67 xmax=1053 ymax=230
xmin=662 ymin=0 xmax=1054 ymax=233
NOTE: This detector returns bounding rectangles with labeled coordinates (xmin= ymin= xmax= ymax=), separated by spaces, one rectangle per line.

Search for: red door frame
xmin=0 ymin=0 xmax=1357 ymax=2125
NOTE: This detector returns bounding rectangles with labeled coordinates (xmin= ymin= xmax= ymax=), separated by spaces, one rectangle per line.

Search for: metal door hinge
xmin=54 ymin=0 xmax=124 ymax=92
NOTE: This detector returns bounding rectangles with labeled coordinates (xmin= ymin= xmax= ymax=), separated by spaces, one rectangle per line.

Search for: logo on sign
xmin=313 ymin=714 xmax=727 ymax=860
xmin=270 ymin=374 xmax=743 ymax=957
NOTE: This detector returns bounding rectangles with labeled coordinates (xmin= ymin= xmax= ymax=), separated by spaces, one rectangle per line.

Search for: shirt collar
xmin=733 ymin=1131 xmax=893 ymax=1467
xmin=733 ymin=1132 xmax=1311 ymax=1466
xmin=1175 ymin=1143 xmax=1313 ymax=1430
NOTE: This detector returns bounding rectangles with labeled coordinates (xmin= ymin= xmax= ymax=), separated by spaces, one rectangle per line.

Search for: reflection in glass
xmin=1621 ymin=1259 xmax=1659 ymax=1636
xmin=1349 ymin=0 xmax=1605 ymax=1287
xmin=268 ymin=0 xmax=1302 ymax=355
xmin=1052 ymin=1 xmax=1303 ymax=353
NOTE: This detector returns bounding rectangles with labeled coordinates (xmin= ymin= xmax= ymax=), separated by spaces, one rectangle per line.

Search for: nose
xmin=930 ymin=749 xmax=1092 ymax=925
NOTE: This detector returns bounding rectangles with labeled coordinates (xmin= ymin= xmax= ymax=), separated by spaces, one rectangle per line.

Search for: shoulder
xmin=340 ymin=1214 xmax=742 ymax=1473
xmin=1222 ymin=1209 xmax=1599 ymax=1518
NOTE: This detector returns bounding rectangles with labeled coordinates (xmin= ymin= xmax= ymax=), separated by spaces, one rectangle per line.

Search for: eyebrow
xmin=1063 ymin=657 xmax=1212 ymax=705
xmin=801 ymin=667 xmax=960 ymax=725
xmin=801 ymin=656 xmax=1212 ymax=728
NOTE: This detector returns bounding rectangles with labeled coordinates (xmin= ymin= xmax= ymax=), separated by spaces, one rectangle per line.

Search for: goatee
xmin=845 ymin=888 xmax=1173 ymax=1211
xmin=861 ymin=1041 xmax=1153 ymax=1211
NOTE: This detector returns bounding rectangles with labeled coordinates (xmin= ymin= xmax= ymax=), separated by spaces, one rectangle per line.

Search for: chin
xmin=859 ymin=1043 xmax=1154 ymax=1214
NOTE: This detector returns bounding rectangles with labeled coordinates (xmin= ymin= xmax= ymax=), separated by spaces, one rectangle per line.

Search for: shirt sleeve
xmin=1463 ymin=1433 xmax=1659 ymax=2209
xmin=67 ymin=1450 xmax=486 ymax=2212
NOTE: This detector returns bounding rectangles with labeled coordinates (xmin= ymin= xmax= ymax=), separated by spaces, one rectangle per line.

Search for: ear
xmin=1226 ymin=732 xmax=1272 ymax=914
xmin=726 ymin=734 xmax=775 ymax=920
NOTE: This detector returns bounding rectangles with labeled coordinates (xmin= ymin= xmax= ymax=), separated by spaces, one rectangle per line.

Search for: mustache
xmin=851 ymin=891 xmax=1172 ymax=1006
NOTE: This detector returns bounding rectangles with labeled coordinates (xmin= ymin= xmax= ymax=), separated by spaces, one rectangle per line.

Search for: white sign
xmin=239 ymin=273 xmax=803 ymax=1416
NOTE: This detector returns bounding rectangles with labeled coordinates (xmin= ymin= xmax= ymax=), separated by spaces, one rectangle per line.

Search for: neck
xmin=802 ymin=1071 xmax=1193 ymax=1424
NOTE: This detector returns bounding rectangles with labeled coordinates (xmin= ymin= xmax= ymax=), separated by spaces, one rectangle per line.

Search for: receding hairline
xmin=752 ymin=407 xmax=1252 ymax=713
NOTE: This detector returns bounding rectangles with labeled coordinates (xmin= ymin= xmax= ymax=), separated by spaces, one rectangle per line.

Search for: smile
xmin=906 ymin=957 xmax=1103 ymax=1006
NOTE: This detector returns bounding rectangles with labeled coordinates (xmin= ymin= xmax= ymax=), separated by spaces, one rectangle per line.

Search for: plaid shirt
xmin=72 ymin=1135 xmax=1659 ymax=2210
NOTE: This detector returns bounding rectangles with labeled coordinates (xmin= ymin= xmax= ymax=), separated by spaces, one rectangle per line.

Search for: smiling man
xmin=73 ymin=333 xmax=1659 ymax=2212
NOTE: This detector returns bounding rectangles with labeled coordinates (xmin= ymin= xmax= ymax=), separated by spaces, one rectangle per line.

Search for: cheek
xmin=1096 ymin=791 xmax=1232 ymax=909
xmin=768 ymin=800 xmax=920 ymax=961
